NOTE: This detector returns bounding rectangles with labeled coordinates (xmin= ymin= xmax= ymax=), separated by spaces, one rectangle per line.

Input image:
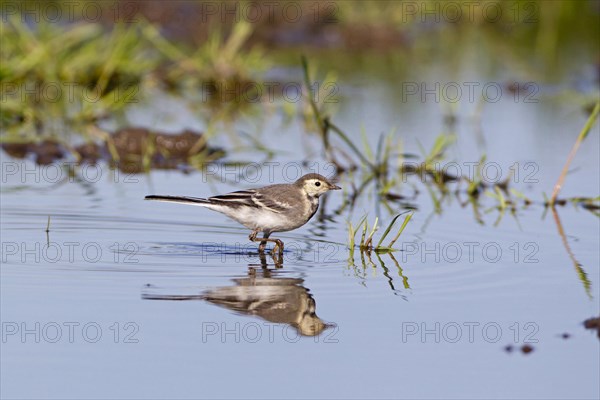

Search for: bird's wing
xmin=209 ymin=188 xmax=292 ymax=213
xmin=208 ymin=190 xmax=257 ymax=208
xmin=251 ymin=192 xmax=292 ymax=213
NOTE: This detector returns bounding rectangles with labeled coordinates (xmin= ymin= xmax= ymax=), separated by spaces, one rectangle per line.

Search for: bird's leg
xmin=249 ymin=230 xmax=265 ymax=253
xmin=249 ymin=231 xmax=283 ymax=254
xmin=259 ymin=232 xmax=269 ymax=252
xmin=273 ymin=239 xmax=284 ymax=255
xmin=264 ymin=231 xmax=284 ymax=255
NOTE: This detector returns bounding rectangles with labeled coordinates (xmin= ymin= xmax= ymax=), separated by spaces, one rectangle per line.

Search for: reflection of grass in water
xmin=551 ymin=208 xmax=593 ymax=300
xmin=347 ymin=249 xmax=410 ymax=297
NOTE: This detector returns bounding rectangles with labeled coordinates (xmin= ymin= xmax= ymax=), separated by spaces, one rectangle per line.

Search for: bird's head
xmin=295 ymin=173 xmax=341 ymax=197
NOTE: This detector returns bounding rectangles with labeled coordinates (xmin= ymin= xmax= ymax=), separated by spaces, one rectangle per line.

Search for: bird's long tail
xmin=144 ymin=195 xmax=211 ymax=206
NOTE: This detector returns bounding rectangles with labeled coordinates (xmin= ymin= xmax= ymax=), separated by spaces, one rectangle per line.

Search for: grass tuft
xmin=347 ymin=212 xmax=414 ymax=256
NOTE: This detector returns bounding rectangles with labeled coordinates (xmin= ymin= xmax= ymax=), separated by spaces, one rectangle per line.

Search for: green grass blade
xmin=364 ymin=217 xmax=379 ymax=248
xmin=550 ymin=101 xmax=600 ymax=205
xmin=359 ymin=217 xmax=368 ymax=246
xmin=387 ymin=212 xmax=414 ymax=249
xmin=376 ymin=213 xmax=403 ymax=249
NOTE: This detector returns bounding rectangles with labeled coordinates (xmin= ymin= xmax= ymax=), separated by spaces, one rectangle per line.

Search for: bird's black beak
xmin=330 ymin=184 xmax=341 ymax=190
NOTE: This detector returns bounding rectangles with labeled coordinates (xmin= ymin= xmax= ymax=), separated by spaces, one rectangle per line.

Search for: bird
xmin=145 ymin=173 xmax=341 ymax=254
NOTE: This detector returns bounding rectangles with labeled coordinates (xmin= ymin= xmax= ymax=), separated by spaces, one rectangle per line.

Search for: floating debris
xmin=504 ymin=344 xmax=535 ymax=355
xmin=521 ymin=344 xmax=534 ymax=354
xmin=583 ymin=317 xmax=600 ymax=338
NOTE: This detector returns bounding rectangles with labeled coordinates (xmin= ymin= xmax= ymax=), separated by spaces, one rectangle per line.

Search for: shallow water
xmin=1 ymin=70 xmax=599 ymax=399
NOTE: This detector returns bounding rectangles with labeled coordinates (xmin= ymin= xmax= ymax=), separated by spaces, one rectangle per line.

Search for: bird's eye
xmin=314 ymin=181 xmax=321 ymax=187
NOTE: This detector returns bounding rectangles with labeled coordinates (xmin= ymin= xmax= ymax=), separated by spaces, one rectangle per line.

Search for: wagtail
xmin=145 ymin=173 xmax=341 ymax=254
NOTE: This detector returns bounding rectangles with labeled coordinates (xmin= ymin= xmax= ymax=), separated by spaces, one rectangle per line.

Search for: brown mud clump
xmin=2 ymin=128 xmax=224 ymax=173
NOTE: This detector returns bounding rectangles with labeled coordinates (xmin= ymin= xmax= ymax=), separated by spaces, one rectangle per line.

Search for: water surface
xmin=1 ymin=66 xmax=599 ymax=399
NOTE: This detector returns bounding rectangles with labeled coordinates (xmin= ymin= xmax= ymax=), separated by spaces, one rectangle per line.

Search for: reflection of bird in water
xmin=203 ymin=268 xmax=330 ymax=337
xmin=142 ymin=265 xmax=332 ymax=337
